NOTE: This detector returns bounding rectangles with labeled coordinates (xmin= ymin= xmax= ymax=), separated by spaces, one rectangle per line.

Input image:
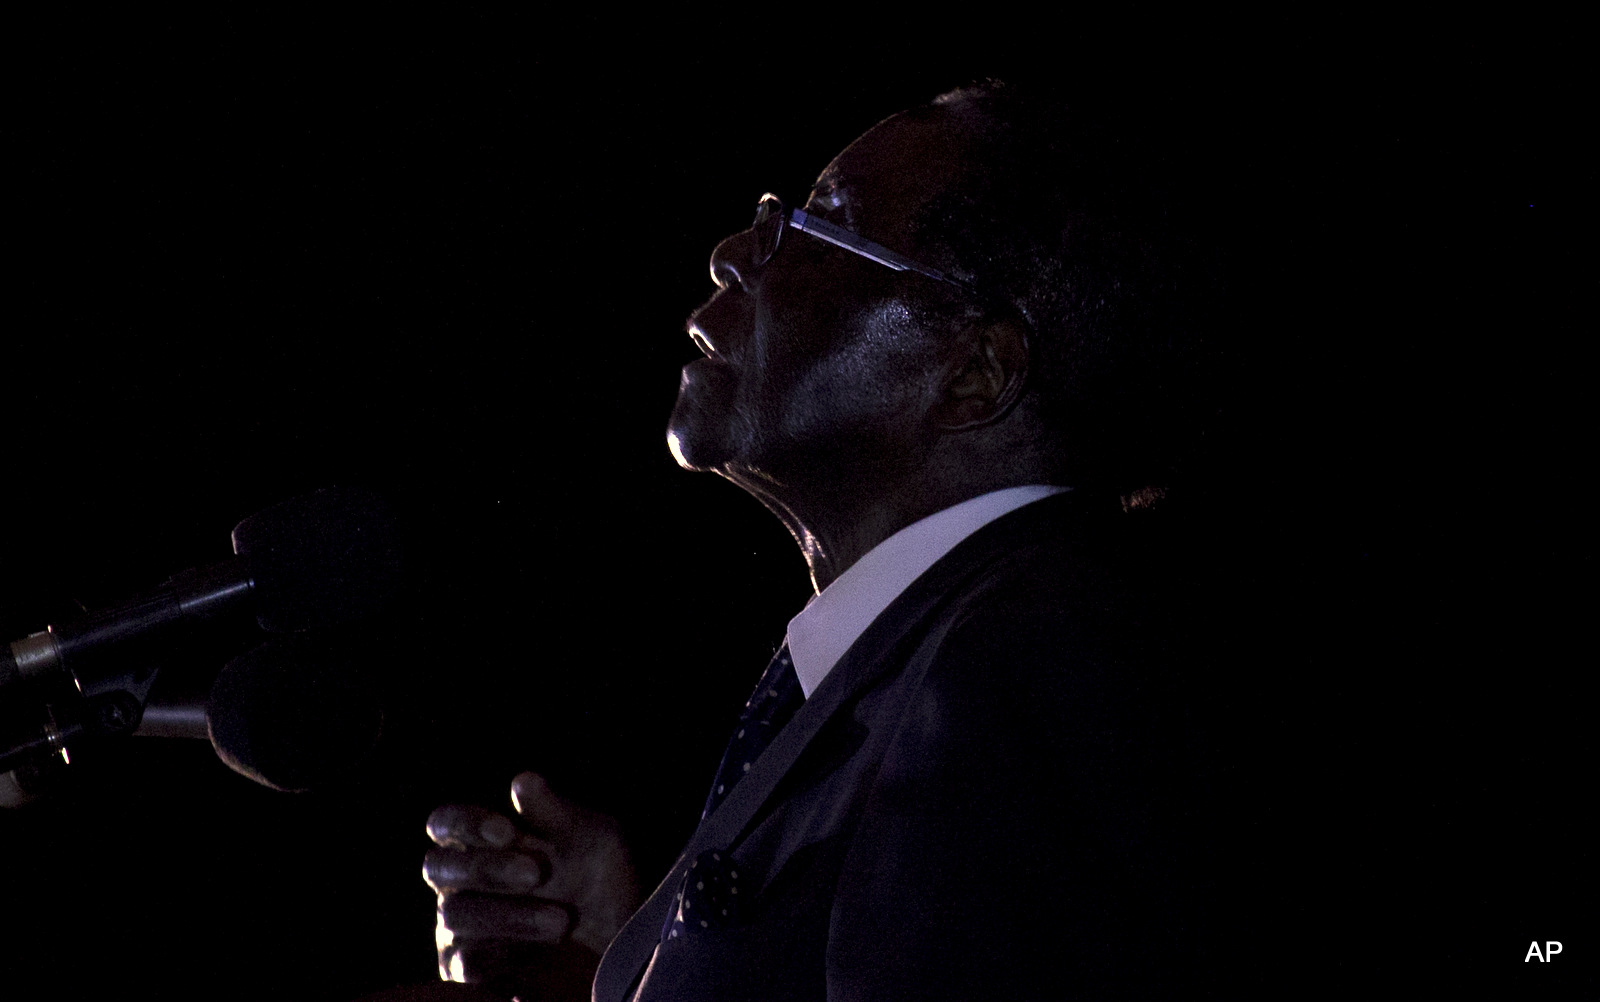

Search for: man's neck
xmin=785 ymin=485 xmax=1072 ymax=698
xmin=733 ymin=470 xmax=1046 ymax=593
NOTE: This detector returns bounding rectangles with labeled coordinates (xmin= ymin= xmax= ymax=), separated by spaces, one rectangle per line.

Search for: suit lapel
xmin=593 ymin=491 xmax=1089 ymax=1001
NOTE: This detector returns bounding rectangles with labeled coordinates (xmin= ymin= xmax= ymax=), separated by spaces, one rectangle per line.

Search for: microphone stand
xmin=0 ymin=657 xmax=163 ymax=802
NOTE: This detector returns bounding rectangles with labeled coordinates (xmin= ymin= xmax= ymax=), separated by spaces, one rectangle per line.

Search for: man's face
xmin=666 ymin=112 xmax=972 ymax=496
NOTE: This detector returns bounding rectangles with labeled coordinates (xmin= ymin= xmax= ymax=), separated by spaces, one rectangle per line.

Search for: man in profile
xmin=423 ymin=81 xmax=1217 ymax=1000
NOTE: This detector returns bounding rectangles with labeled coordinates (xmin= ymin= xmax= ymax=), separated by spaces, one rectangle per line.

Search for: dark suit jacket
xmin=594 ymin=491 xmax=1208 ymax=1001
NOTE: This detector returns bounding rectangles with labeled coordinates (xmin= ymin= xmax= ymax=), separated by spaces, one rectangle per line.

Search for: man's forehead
xmin=806 ymin=111 xmax=973 ymax=234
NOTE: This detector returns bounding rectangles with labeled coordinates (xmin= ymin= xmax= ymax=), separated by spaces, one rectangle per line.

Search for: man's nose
xmin=708 ymin=228 xmax=756 ymax=291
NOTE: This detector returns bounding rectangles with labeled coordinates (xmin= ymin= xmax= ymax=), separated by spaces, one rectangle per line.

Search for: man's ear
xmin=930 ymin=315 xmax=1030 ymax=431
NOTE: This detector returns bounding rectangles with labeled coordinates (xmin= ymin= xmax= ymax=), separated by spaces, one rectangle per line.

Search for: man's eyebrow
xmin=807 ymin=176 xmax=851 ymax=212
xmin=806 ymin=178 xmax=858 ymax=229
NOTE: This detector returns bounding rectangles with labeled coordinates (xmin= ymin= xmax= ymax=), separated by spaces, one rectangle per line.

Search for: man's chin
xmin=667 ymin=362 xmax=738 ymax=472
xmin=666 ymin=424 xmax=721 ymax=472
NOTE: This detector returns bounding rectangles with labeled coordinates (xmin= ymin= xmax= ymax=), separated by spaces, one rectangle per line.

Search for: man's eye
xmin=806 ymin=186 xmax=847 ymax=213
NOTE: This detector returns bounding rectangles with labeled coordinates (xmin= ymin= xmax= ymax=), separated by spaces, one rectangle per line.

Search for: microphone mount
xmin=0 ymin=486 xmax=398 ymax=804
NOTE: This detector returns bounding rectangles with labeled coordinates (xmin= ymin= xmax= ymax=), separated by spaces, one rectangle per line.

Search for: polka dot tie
xmin=661 ymin=643 xmax=802 ymax=944
xmin=699 ymin=643 xmax=803 ymax=822
xmin=662 ymin=847 xmax=742 ymax=942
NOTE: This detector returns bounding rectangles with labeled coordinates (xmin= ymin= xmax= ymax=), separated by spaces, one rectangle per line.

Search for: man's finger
xmin=438 ymin=937 xmax=542 ymax=984
xmin=440 ymin=937 xmax=591 ymax=992
xmin=423 ymin=846 xmax=551 ymax=894
xmin=438 ymin=891 xmax=573 ymax=944
xmin=509 ymin=771 xmax=580 ymax=843
xmin=426 ymin=804 xmax=521 ymax=849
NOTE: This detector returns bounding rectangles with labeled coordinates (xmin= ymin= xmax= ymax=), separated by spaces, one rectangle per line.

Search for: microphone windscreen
xmin=207 ymin=637 xmax=384 ymax=792
xmin=231 ymin=486 xmax=401 ymax=633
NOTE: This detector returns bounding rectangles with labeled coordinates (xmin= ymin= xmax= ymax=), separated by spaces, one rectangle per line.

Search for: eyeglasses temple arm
xmin=788 ymin=207 xmax=963 ymax=287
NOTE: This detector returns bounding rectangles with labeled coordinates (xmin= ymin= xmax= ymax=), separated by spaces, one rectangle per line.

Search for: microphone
xmin=0 ymin=486 xmax=401 ymax=695
xmin=0 ymin=637 xmax=385 ymax=805
xmin=205 ymin=636 xmax=385 ymax=792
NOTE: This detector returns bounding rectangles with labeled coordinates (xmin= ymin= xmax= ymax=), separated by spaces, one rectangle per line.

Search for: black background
xmin=0 ymin=13 xmax=1586 ymax=998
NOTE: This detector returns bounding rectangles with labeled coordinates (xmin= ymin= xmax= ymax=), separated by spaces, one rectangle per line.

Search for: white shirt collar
xmin=784 ymin=485 xmax=1071 ymax=698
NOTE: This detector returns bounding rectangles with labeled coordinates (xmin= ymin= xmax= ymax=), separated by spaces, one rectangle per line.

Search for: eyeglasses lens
xmin=752 ymin=195 xmax=785 ymax=269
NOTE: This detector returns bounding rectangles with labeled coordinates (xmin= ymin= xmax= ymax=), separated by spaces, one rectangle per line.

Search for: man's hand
xmin=425 ymin=772 xmax=642 ymax=992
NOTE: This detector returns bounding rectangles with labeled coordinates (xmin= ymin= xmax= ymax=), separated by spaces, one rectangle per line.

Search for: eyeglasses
xmin=750 ymin=193 xmax=978 ymax=298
